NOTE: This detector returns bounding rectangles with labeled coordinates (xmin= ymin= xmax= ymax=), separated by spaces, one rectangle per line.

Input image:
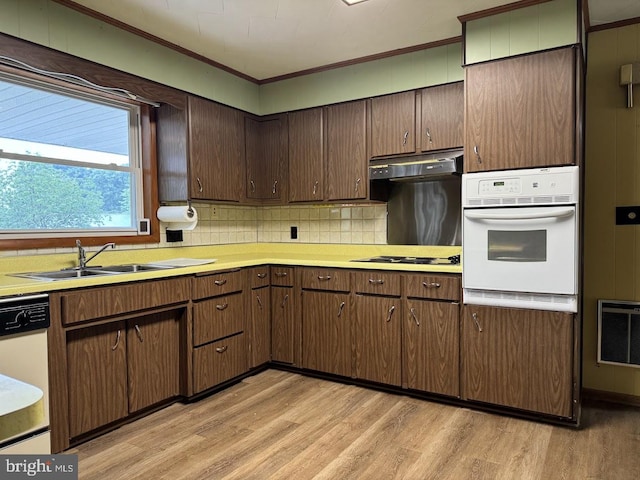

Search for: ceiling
xmin=63 ymin=0 xmax=640 ymax=82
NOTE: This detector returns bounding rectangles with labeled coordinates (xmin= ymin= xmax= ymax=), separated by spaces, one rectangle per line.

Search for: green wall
xmin=0 ymin=0 xmax=461 ymax=115
xmin=465 ymin=0 xmax=578 ymax=64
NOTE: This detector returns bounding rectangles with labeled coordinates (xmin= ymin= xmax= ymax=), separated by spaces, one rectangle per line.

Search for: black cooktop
xmin=352 ymin=255 xmax=460 ymax=265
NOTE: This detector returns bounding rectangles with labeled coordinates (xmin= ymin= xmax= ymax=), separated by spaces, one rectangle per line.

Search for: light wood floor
xmin=68 ymin=370 xmax=640 ymax=480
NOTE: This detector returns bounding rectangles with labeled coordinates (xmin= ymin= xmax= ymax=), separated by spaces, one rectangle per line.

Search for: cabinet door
xmin=127 ymin=311 xmax=181 ymax=413
xmin=302 ymin=291 xmax=351 ymax=377
xmin=465 ymin=48 xmax=575 ymax=172
xmin=325 ymin=100 xmax=368 ymax=201
xmin=271 ymin=286 xmax=294 ymax=363
xmin=188 ymin=96 xmax=245 ymax=201
xmin=405 ymin=299 xmax=459 ymax=397
xmin=251 ymin=286 xmax=271 ymax=367
xmin=420 ymin=82 xmax=463 ymax=152
xmin=289 ymin=108 xmax=324 ymax=202
xmin=354 ymin=294 xmax=401 ymax=386
xmin=246 ymin=115 xmax=287 ymax=201
xmin=370 ymin=91 xmax=416 ymax=157
xmin=67 ymin=322 xmax=128 ymax=438
xmin=461 ymin=305 xmax=574 ymax=417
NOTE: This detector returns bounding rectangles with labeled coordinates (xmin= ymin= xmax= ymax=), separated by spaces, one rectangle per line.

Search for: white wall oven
xmin=0 ymin=294 xmax=51 ymax=454
xmin=462 ymin=166 xmax=579 ymax=312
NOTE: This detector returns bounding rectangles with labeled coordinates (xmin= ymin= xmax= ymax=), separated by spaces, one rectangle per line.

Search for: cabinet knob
xmin=409 ymin=307 xmax=420 ymax=326
xmin=317 ymin=275 xmax=332 ymax=281
xmin=196 ymin=177 xmax=203 ymax=193
xmin=368 ymin=278 xmax=384 ymax=285
xmin=473 ymin=145 xmax=482 ymax=164
xmin=215 ymin=345 xmax=228 ymax=354
xmin=216 ymin=303 xmax=228 ymax=311
xmin=422 ymin=281 xmax=441 ymax=289
xmin=472 ymin=312 xmax=483 ymax=332
xmin=275 ymin=272 xmax=288 ymax=277
xmin=214 ymin=279 xmax=227 ymax=286
xmin=257 ymin=273 xmax=267 ymax=279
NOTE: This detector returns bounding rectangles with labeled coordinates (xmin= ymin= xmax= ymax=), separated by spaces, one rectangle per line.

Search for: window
xmin=0 ymin=71 xmax=145 ymax=240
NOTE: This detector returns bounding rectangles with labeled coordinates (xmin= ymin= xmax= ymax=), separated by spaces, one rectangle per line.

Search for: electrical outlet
xmin=290 ymin=226 xmax=298 ymax=239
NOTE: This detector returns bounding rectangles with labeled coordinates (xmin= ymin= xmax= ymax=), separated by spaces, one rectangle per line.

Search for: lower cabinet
xmin=66 ymin=310 xmax=181 ymax=438
xmin=354 ymin=294 xmax=402 ymax=386
xmin=193 ymin=333 xmax=248 ymax=393
xmin=461 ymin=305 xmax=574 ymax=418
xmin=404 ymin=299 xmax=459 ymax=397
xmin=302 ymin=290 xmax=351 ymax=377
xmin=250 ymin=286 xmax=271 ymax=367
xmin=271 ymin=267 xmax=296 ymax=364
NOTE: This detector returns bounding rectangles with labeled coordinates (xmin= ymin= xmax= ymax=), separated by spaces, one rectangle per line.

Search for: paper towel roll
xmin=157 ymin=205 xmax=198 ymax=231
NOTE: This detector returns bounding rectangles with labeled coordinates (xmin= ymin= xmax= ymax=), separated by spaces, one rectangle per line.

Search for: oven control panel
xmin=479 ymin=178 xmax=521 ymax=194
xmin=0 ymin=294 xmax=50 ymax=336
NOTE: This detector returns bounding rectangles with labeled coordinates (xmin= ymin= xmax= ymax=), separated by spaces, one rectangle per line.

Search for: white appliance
xmin=0 ymin=294 xmax=51 ymax=454
xmin=462 ymin=166 xmax=579 ymax=312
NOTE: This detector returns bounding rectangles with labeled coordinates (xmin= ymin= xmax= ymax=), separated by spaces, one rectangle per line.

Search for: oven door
xmin=463 ymin=205 xmax=577 ymax=295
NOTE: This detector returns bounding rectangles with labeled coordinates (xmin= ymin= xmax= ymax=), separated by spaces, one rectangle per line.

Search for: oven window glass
xmin=487 ymin=230 xmax=547 ymax=262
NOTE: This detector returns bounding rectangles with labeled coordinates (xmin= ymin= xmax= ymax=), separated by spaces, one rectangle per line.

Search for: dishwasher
xmin=0 ymin=293 xmax=51 ymax=454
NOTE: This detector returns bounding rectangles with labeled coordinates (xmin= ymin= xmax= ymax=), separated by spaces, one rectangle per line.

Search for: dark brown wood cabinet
xmin=157 ymin=95 xmax=245 ymax=202
xmin=271 ymin=267 xmax=295 ymax=364
xmin=325 ymin=100 xmax=368 ymax=201
xmin=420 ymin=82 xmax=464 ymax=152
xmin=370 ymin=91 xmax=416 ymax=157
xmin=250 ymin=266 xmax=271 ymax=367
xmin=246 ymin=114 xmax=288 ymax=202
xmin=404 ymin=299 xmax=459 ymax=397
xmin=464 ymin=47 xmax=576 ymax=172
xmin=193 ymin=333 xmax=247 ymax=393
xmin=66 ymin=321 xmax=128 ymax=438
xmin=461 ymin=305 xmax=574 ymax=418
xmin=288 ymin=108 xmax=324 ymax=202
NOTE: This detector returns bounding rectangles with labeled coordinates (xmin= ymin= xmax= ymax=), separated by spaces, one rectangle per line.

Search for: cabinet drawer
xmin=353 ymin=271 xmax=401 ymax=296
xmin=193 ymin=294 xmax=244 ymax=346
xmin=405 ymin=274 xmax=460 ymax=301
xmin=301 ymin=268 xmax=350 ymax=292
xmin=193 ymin=333 xmax=247 ymax=393
xmin=271 ymin=267 xmax=294 ymax=286
xmin=193 ymin=270 xmax=243 ymax=299
xmin=250 ymin=266 xmax=270 ymax=289
xmin=60 ymin=277 xmax=190 ymax=325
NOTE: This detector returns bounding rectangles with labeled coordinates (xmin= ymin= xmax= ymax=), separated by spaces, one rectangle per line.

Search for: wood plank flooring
xmin=68 ymin=370 xmax=640 ymax=479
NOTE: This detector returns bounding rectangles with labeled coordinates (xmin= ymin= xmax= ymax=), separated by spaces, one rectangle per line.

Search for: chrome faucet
xmin=76 ymin=240 xmax=116 ymax=269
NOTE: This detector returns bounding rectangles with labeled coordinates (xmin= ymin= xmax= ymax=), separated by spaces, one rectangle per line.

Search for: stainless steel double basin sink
xmin=13 ymin=263 xmax=175 ymax=281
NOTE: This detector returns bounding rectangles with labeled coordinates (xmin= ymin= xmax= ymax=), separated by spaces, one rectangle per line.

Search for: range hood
xmin=369 ymin=149 xmax=463 ymax=182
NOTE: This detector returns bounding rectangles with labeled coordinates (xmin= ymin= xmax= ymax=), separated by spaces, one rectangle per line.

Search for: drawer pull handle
xmin=275 ymin=272 xmax=288 ymax=277
xmin=318 ymin=275 xmax=332 ymax=281
xmin=196 ymin=177 xmax=203 ymax=193
xmin=216 ymin=303 xmax=228 ymax=311
xmin=216 ymin=346 xmax=228 ymax=354
xmin=281 ymin=294 xmax=289 ymax=308
xmin=214 ymin=279 xmax=227 ymax=286
xmin=402 ymin=130 xmax=409 ymax=146
xmin=473 ymin=145 xmax=482 ymax=164
xmin=250 ymin=180 xmax=256 ymax=192
xmin=337 ymin=301 xmax=345 ymax=317
xmin=426 ymin=127 xmax=432 ymax=144
xmin=386 ymin=305 xmax=396 ymax=322
xmin=272 ymin=180 xmax=278 ymax=195
xmin=111 ymin=330 xmax=121 ymax=351
xmin=472 ymin=312 xmax=483 ymax=332
xmin=410 ymin=307 xmax=420 ymax=326
xmin=422 ymin=282 xmax=441 ymax=288
xmin=313 ymin=180 xmax=319 ymax=196
xmin=368 ymin=278 xmax=384 ymax=285
xmin=134 ymin=324 xmax=144 ymax=342
xmin=256 ymin=295 xmax=263 ymax=308
xmin=257 ymin=273 xmax=267 ymax=279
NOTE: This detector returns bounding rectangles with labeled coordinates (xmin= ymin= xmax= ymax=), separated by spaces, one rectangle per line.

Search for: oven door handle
xmin=463 ymin=207 xmax=574 ymax=221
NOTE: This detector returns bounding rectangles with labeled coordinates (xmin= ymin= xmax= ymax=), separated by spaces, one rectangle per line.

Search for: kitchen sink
xmin=12 ymin=263 xmax=176 ymax=281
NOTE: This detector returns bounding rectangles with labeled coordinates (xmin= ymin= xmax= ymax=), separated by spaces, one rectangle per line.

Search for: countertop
xmin=0 ymin=243 xmax=462 ymax=298
xmin=0 ymin=374 xmax=45 ymax=442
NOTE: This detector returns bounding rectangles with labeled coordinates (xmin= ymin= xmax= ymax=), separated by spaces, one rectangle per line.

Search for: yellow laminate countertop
xmin=0 ymin=374 xmax=45 ymax=442
xmin=0 ymin=243 xmax=462 ymax=298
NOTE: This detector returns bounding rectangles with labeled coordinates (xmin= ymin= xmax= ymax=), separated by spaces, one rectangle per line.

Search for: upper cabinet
xmin=157 ymin=95 xmax=245 ymax=202
xmin=245 ymin=114 xmax=288 ymax=202
xmin=325 ymin=100 xmax=368 ymax=201
xmin=288 ymin=108 xmax=324 ymax=203
xmin=370 ymin=91 xmax=416 ymax=157
xmin=464 ymin=47 xmax=576 ymax=172
xmin=420 ymin=82 xmax=464 ymax=152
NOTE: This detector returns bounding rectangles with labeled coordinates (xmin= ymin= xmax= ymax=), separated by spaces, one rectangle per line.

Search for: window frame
xmin=0 ymin=63 xmax=161 ymax=250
